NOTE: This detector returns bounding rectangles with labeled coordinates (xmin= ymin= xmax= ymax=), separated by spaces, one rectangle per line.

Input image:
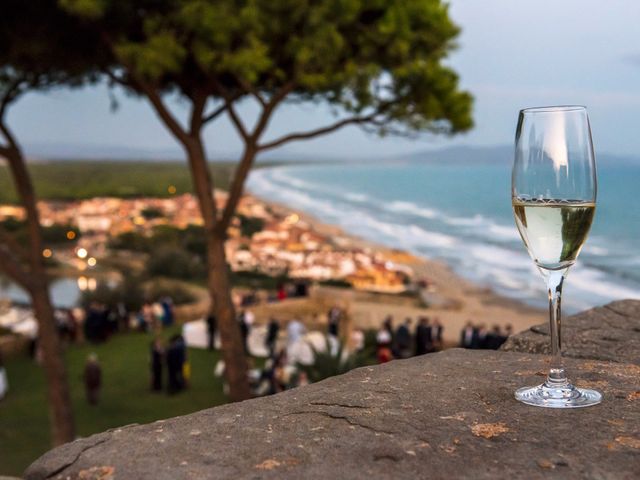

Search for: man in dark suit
xmin=265 ymin=317 xmax=280 ymax=357
xmin=460 ymin=321 xmax=476 ymax=349
xmin=415 ymin=317 xmax=433 ymax=355
xmin=394 ymin=318 xmax=413 ymax=358
xmin=206 ymin=313 xmax=217 ymax=351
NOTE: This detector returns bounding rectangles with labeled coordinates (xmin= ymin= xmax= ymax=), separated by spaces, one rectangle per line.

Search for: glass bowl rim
xmin=520 ymin=105 xmax=586 ymax=114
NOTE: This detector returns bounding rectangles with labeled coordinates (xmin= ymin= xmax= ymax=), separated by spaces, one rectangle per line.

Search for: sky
xmin=7 ymin=0 xmax=640 ymax=160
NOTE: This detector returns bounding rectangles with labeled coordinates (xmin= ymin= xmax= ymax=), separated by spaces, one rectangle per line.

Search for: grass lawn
xmin=0 ymin=161 xmax=236 ymax=203
xmin=0 ymin=327 xmax=229 ymax=476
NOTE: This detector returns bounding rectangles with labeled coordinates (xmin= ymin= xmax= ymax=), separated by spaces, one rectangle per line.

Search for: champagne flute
xmin=512 ymin=105 xmax=602 ymax=408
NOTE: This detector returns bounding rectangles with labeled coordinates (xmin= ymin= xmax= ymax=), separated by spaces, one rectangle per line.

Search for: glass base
xmin=515 ymin=381 xmax=602 ymax=408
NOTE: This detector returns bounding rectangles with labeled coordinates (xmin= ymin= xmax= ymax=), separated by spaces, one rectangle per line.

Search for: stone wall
xmin=26 ymin=300 xmax=640 ymax=479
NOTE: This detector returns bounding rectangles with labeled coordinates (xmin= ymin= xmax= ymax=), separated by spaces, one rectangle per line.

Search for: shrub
xmin=80 ymin=275 xmax=145 ymax=311
xmin=146 ymin=279 xmax=197 ymax=305
xmin=109 ymin=231 xmax=150 ymax=252
xmin=146 ymin=247 xmax=206 ymax=280
xmin=296 ymin=337 xmax=371 ymax=383
xmin=237 ymin=214 xmax=265 ymax=238
xmin=141 ymin=207 xmax=164 ymax=220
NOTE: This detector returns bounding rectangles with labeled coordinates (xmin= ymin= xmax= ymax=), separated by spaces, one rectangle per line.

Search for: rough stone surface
xmin=26 ymin=349 xmax=640 ymax=479
xmin=502 ymin=300 xmax=640 ymax=364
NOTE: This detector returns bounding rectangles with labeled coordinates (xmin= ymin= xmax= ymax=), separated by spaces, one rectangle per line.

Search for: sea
xmin=248 ymin=152 xmax=640 ymax=313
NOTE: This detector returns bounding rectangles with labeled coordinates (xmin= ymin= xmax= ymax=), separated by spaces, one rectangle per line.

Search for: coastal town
xmin=0 ymin=191 xmax=412 ymax=293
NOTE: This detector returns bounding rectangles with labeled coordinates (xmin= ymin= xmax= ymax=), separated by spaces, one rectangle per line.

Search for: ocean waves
xmin=248 ymin=165 xmax=640 ymax=312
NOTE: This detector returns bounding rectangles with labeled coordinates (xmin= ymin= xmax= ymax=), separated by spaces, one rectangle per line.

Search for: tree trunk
xmin=29 ymin=279 xmax=76 ymax=445
xmin=1 ymin=145 xmax=76 ymax=445
xmin=182 ymin=137 xmax=250 ymax=401
xmin=207 ymin=233 xmax=251 ymax=401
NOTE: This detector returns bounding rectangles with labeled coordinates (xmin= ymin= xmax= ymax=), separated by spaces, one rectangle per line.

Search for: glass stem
xmin=546 ymin=269 xmax=567 ymax=386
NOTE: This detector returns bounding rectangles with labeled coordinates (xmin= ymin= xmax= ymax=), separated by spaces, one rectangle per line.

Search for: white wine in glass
xmin=512 ymin=199 xmax=595 ymax=271
xmin=512 ymin=106 xmax=602 ymax=408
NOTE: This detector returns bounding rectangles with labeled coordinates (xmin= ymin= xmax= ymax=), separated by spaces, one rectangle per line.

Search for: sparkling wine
xmin=512 ymin=198 xmax=595 ymax=270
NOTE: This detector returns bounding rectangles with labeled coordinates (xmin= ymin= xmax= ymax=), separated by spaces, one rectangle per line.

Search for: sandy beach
xmin=246 ymin=195 xmax=545 ymax=346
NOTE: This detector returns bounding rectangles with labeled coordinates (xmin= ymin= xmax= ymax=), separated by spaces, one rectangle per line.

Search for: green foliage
xmin=42 ymin=224 xmax=80 ymax=244
xmin=0 ymin=217 xmax=23 ymax=233
xmin=63 ymin=0 xmax=473 ymax=135
xmin=109 ymin=223 xmax=206 ymax=257
xmin=229 ymin=269 xmax=289 ymax=290
xmin=0 ymin=219 xmax=80 ymax=246
xmin=182 ymin=225 xmax=207 ymax=256
xmin=296 ymin=337 xmax=371 ymax=383
xmin=237 ymin=214 xmax=265 ymax=238
xmin=0 ymin=0 xmax=104 ymax=111
xmin=0 ymin=161 xmax=236 ymax=204
xmin=108 ymin=231 xmax=149 ymax=252
xmin=59 ymin=0 xmax=106 ymax=19
xmin=80 ymin=274 xmax=145 ymax=311
xmin=80 ymin=273 xmax=197 ymax=309
xmin=146 ymin=278 xmax=197 ymax=305
xmin=363 ymin=328 xmax=379 ymax=353
xmin=146 ymin=246 xmax=206 ymax=280
xmin=140 ymin=207 xmax=164 ymax=220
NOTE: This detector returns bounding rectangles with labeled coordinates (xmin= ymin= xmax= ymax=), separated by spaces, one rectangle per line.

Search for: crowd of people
xmin=12 ymin=289 xmax=516 ymax=407
xmin=235 ymin=280 xmax=310 ymax=308
xmin=207 ymin=306 xmax=348 ymax=396
xmin=375 ymin=315 xmax=444 ymax=363
xmin=459 ymin=322 xmax=513 ymax=350
xmin=50 ymin=297 xmax=175 ymax=349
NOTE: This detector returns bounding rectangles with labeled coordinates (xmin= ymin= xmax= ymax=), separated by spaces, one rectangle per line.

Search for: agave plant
xmin=296 ymin=337 xmax=373 ymax=383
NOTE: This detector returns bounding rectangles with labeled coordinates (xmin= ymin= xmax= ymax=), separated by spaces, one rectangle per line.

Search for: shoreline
xmin=0 ymin=181 xmax=547 ymax=344
xmin=248 ymin=192 xmax=545 ymax=343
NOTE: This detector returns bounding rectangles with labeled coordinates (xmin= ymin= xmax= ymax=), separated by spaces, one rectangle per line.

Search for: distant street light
xmin=42 ymin=248 xmax=52 ymax=258
xmin=66 ymin=230 xmax=76 ymax=240
xmin=77 ymin=248 xmax=88 ymax=259
xmin=87 ymin=257 xmax=97 ymax=267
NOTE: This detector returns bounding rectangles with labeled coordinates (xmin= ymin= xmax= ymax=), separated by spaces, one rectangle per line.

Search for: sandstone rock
xmin=502 ymin=300 xmax=640 ymax=365
xmin=26 ymin=349 xmax=640 ymax=479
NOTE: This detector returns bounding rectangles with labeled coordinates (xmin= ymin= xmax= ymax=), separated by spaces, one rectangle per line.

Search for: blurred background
xmin=1 ymin=1 xmax=639 ymax=475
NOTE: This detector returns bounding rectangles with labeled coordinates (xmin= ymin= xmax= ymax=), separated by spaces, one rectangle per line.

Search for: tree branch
xmin=202 ymin=103 xmax=227 ymax=125
xmin=1 ymin=138 xmax=47 ymax=275
xmin=0 ymin=77 xmax=25 ymax=123
xmin=233 ymin=75 xmax=266 ymax=108
xmin=226 ymin=101 xmax=250 ymax=141
xmin=212 ymin=80 xmax=249 ymax=141
xmin=216 ymin=144 xmax=257 ymax=234
xmin=0 ymin=120 xmax=18 ymax=153
xmin=202 ymin=92 xmax=245 ymax=125
xmin=258 ymin=113 xmax=378 ymax=151
xmin=104 ymin=69 xmax=128 ymax=87
xmin=136 ymin=82 xmax=191 ymax=145
xmin=189 ymin=92 xmax=207 ymax=135
xmin=0 ymin=87 xmax=20 ymax=153
xmin=250 ymin=82 xmax=295 ymax=142
xmin=100 ymin=34 xmax=190 ymax=146
xmin=216 ymin=82 xmax=296 ymax=233
xmin=0 ymin=145 xmax=12 ymax=158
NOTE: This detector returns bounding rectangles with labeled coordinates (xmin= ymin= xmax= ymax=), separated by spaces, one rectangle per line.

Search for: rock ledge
xmin=27 ymin=350 xmax=640 ymax=479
